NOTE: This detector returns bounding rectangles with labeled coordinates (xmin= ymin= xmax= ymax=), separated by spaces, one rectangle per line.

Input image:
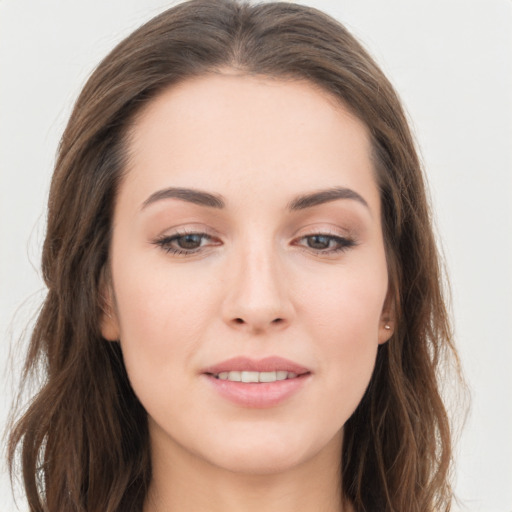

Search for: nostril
xmin=232 ymin=317 xmax=283 ymax=325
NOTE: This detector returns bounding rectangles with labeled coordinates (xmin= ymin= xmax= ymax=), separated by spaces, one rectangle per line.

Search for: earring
xmin=384 ymin=324 xmax=391 ymax=330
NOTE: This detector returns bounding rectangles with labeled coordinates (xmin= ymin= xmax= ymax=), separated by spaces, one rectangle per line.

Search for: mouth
xmin=201 ymin=355 xmax=311 ymax=380
xmin=207 ymin=370 xmax=307 ymax=382
xmin=201 ymin=356 xmax=311 ymax=408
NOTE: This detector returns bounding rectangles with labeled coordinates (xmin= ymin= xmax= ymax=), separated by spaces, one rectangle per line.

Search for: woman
xmin=7 ymin=0 xmax=461 ymax=510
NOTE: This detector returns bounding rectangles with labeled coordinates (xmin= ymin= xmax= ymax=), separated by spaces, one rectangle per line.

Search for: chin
xmin=199 ymin=427 xmax=341 ymax=476
xmin=209 ymin=448 xmax=307 ymax=476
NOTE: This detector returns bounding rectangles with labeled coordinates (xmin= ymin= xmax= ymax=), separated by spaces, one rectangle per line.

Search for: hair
xmin=7 ymin=1 xmax=462 ymax=511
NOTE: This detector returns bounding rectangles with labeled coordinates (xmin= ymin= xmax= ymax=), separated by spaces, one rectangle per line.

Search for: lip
xmin=201 ymin=356 xmax=312 ymax=408
xmin=202 ymin=356 xmax=311 ymax=375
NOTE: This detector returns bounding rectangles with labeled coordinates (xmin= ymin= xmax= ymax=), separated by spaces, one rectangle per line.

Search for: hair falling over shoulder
xmin=7 ymin=1 xmax=465 ymax=511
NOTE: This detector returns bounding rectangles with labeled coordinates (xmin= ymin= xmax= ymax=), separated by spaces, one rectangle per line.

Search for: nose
xmin=221 ymin=242 xmax=293 ymax=334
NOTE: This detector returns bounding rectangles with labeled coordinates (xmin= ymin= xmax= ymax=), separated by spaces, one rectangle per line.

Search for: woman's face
xmin=102 ymin=73 xmax=393 ymax=475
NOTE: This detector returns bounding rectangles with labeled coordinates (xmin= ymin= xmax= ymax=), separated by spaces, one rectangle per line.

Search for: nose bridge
xmin=222 ymin=233 xmax=292 ymax=331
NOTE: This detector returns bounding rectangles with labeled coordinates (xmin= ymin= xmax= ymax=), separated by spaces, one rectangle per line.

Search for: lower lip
xmin=203 ymin=374 xmax=311 ymax=408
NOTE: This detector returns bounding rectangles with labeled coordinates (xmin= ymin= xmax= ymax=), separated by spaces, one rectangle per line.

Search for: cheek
xmin=302 ymin=257 xmax=387 ymax=340
xmin=110 ymin=251 xmax=217 ymax=398
xmin=301 ymin=260 xmax=387 ymax=414
xmin=113 ymin=245 xmax=216 ymax=336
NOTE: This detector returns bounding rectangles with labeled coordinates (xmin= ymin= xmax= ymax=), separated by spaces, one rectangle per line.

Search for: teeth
xmin=259 ymin=371 xmax=278 ymax=383
xmin=214 ymin=370 xmax=301 ymax=382
xmin=241 ymin=371 xmax=259 ymax=383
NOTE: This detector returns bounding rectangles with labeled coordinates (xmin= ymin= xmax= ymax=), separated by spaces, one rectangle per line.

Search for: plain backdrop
xmin=1 ymin=1 xmax=511 ymax=511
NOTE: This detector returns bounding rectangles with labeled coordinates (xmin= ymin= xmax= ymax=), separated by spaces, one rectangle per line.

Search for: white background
xmin=1 ymin=1 xmax=511 ymax=511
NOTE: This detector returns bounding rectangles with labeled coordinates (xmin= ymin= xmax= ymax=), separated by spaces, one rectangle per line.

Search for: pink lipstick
xmin=201 ymin=356 xmax=311 ymax=408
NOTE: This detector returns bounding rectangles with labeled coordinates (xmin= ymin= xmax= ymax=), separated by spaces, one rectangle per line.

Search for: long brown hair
xmin=8 ymin=1 xmax=462 ymax=510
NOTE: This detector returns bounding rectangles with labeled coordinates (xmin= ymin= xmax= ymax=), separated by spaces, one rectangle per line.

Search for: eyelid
xmin=292 ymin=224 xmax=354 ymax=240
xmin=152 ymin=227 xmax=222 ymax=256
xmin=294 ymin=232 xmax=356 ymax=252
xmin=289 ymin=223 xmax=359 ymax=253
xmin=152 ymin=224 xmax=358 ymax=257
xmin=153 ymin=223 xmax=221 ymax=241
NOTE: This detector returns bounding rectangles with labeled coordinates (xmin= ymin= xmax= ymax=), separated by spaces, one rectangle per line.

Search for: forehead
xmin=122 ymin=73 xmax=380 ymax=216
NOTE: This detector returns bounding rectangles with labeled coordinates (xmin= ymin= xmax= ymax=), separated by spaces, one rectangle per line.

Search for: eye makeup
xmin=152 ymin=227 xmax=357 ymax=258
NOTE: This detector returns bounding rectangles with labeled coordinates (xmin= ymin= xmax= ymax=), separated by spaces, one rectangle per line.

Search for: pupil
xmin=308 ymin=235 xmax=330 ymax=249
xmin=178 ymin=234 xmax=201 ymax=249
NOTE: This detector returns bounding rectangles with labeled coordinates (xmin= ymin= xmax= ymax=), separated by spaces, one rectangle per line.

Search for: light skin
xmin=102 ymin=72 xmax=394 ymax=512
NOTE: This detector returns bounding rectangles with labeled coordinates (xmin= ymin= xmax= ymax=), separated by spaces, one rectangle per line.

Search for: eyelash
xmin=153 ymin=230 xmax=219 ymax=256
xmin=153 ymin=229 xmax=356 ymax=257
xmin=297 ymin=233 xmax=356 ymax=254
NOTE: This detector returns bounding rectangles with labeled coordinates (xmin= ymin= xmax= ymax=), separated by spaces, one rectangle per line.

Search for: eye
xmin=153 ymin=232 xmax=218 ymax=255
xmin=296 ymin=233 xmax=356 ymax=254
xmin=173 ymin=233 xmax=205 ymax=250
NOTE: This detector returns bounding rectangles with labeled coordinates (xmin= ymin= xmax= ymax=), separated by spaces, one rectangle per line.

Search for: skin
xmin=102 ymin=72 xmax=394 ymax=512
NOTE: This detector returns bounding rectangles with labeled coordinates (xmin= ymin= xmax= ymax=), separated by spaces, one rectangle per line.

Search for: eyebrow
xmin=142 ymin=187 xmax=225 ymax=210
xmin=141 ymin=186 xmax=368 ymax=211
xmin=287 ymin=186 xmax=369 ymax=211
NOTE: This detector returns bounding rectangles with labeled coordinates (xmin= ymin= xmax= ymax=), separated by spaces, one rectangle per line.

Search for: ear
xmin=378 ymin=287 xmax=396 ymax=345
xmin=99 ymin=269 xmax=120 ymax=341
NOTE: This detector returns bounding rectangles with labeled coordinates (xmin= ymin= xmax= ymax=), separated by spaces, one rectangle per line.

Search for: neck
xmin=144 ymin=430 xmax=350 ymax=512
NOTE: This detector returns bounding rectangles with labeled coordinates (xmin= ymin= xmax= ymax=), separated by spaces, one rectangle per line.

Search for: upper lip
xmin=202 ymin=356 xmax=311 ymax=375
